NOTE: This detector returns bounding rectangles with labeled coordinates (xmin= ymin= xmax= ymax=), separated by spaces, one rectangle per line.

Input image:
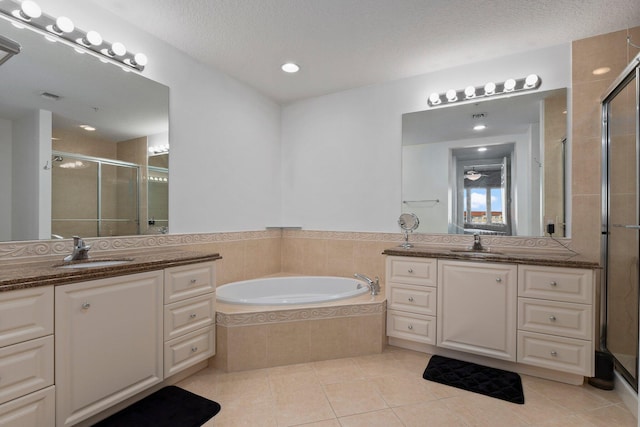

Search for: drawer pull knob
xmin=550 ymin=350 xmax=558 ymax=357
xmin=190 ymin=313 xmax=197 ymax=319
xmin=191 ymin=346 xmax=198 ymax=352
xmin=550 ymin=281 xmax=557 ymax=287
xmin=408 ymin=268 xmax=414 ymax=274
xmin=549 ymin=315 xmax=557 ymax=321
xmin=407 ymin=325 xmax=413 ymax=330
xmin=81 ymin=302 xmax=91 ymax=310
xmin=190 ymin=279 xmax=197 ymax=284
xmin=408 ymin=297 xmax=414 ymax=302
xmin=496 ymin=277 xmax=502 ymax=283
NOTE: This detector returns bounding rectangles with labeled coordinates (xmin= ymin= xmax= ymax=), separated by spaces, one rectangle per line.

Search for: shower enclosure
xmin=51 ymin=152 xmax=140 ymax=238
xmin=601 ymin=53 xmax=640 ymax=391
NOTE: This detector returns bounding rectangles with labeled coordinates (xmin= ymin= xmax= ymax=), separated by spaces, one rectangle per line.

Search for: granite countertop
xmin=0 ymin=248 xmax=222 ymax=292
xmin=383 ymin=245 xmax=600 ymax=269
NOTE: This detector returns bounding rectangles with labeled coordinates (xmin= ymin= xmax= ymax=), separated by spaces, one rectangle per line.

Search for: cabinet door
xmin=55 ymin=271 xmax=163 ymax=427
xmin=437 ymin=260 xmax=517 ymax=361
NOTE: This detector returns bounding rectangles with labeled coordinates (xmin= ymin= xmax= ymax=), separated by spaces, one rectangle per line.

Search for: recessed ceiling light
xmin=592 ymin=67 xmax=611 ymax=76
xmin=477 ymin=147 xmax=488 ymax=152
xmin=473 ymin=124 xmax=487 ymax=131
xmin=281 ymin=62 xmax=300 ymax=73
xmin=79 ymin=124 xmax=96 ymax=131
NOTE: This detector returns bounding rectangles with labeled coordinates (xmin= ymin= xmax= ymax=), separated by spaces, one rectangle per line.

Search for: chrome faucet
xmin=354 ymin=273 xmax=380 ymax=296
xmin=472 ymin=234 xmax=484 ymax=251
xmin=64 ymin=236 xmax=91 ymax=262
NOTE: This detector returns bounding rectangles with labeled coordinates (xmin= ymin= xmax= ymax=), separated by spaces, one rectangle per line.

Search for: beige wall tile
xmin=308 ymin=317 xmax=352 ymax=361
xmin=267 ymin=321 xmax=311 ymax=366
xmin=569 ymin=195 xmax=602 ymax=261
xmin=572 ymin=29 xmax=629 ymax=84
xmin=225 ymin=324 xmax=269 ymax=371
xmin=571 ymin=136 xmax=601 ymax=196
xmin=347 ymin=314 xmax=385 ymax=356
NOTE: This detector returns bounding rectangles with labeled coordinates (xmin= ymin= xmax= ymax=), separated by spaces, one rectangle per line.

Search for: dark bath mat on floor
xmin=423 ymin=355 xmax=525 ymax=404
xmin=92 ymin=385 xmax=221 ymax=427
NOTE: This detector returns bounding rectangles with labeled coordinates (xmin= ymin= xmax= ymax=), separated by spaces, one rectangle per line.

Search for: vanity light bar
xmin=0 ymin=0 xmax=147 ymax=71
xmin=427 ymin=74 xmax=541 ymax=107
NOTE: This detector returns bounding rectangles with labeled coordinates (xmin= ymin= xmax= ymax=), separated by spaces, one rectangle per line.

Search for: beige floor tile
xmin=212 ymin=369 xmax=272 ymax=400
xmin=509 ymin=388 xmax=573 ymax=425
xmin=524 ymin=377 xmax=611 ymax=412
xmin=337 ymin=408 xmax=404 ymax=427
xmin=268 ymin=367 xmax=322 ymax=395
xmin=373 ymin=375 xmax=439 ymax=407
xmin=273 ymin=386 xmax=336 ymax=427
xmin=393 ymin=399 xmax=470 ymax=427
xmin=323 ymin=378 xmax=388 ymax=417
xmin=443 ymin=393 xmax=529 ymax=427
xmin=531 ymin=413 xmax=599 ymax=427
xmin=312 ymin=357 xmax=365 ymax=384
xmin=576 ymin=403 xmax=638 ymax=427
xmin=290 ymin=420 xmax=341 ymax=427
xmin=208 ymin=394 xmax=277 ymax=427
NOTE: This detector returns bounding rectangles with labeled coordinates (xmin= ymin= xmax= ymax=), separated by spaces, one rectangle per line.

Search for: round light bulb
xmin=504 ymin=78 xmax=516 ymax=92
xmin=524 ymin=74 xmax=539 ymax=88
xmin=54 ymin=16 xmax=74 ymax=33
xmin=21 ymin=1 xmax=41 ymax=19
xmin=281 ymin=62 xmax=300 ymax=73
xmin=133 ymin=52 xmax=148 ymax=66
xmin=83 ymin=30 xmax=102 ymax=46
xmin=484 ymin=82 xmax=496 ymax=95
xmin=446 ymin=89 xmax=457 ymax=102
xmin=109 ymin=42 xmax=126 ymax=57
xmin=428 ymin=92 xmax=441 ymax=105
xmin=464 ymin=86 xmax=476 ymax=98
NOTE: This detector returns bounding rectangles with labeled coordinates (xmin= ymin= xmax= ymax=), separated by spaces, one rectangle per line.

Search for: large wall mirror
xmin=0 ymin=17 xmax=169 ymax=242
xmin=402 ymin=88 xmax=568 ymax=237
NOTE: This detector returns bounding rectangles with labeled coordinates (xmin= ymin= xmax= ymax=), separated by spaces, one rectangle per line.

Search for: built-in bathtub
xmin=216 ymin=275 xmax=370 ymax=305
xmin=214 ymin=275 xmax=387 ymax=372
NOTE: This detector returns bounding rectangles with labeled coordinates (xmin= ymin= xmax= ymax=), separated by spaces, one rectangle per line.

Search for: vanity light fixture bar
xmin=0 ymin=0 xmax=147 ymax=71
xmin=427 ymin=74 xmax=541 ymax=107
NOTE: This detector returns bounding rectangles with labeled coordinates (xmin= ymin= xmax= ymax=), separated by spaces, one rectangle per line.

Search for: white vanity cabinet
xmin=55 ymin=271 xmax=164 ymax=427
xmin=437 ymin=260 xmax=518 ymax=361
xmin=386 ymin=257 xmax=438 ymax=345
xmin=517 ymin=265 xmax=595 ymax=376
xmin=0 ymin=286 xmax=55 ymax=426
xmin=163 ymin=262 xmax=216 ymax=378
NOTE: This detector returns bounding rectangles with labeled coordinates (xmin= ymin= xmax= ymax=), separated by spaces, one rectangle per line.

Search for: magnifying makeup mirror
xmin=398 ymin=213 xmax=419 ymax=248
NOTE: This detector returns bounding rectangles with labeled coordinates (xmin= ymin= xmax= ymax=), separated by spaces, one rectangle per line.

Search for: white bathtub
xmin=216 ymin=276 xmax=370 ymax=305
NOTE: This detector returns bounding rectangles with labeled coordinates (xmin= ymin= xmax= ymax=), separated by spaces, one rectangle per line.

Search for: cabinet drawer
xmin=518 ymin=265 xmax=594 ymax=304
xmin=518 ymin=331 xmax=593 ymax=376
xmin=164 ymin=326 xmax=215 ymax=378
xmin=388 ymin=284 xmax=436 ymax=315
xmin=164 ymin=262 xmax=216 ymax=304
xmin=0 ymin=385 xmax=55 ymax=427
xmin=0 ymin=286 xmax=53 ymax=348
xmin=0 ymin=336 xmax=53 ymax=405
xmin=387 ymin=310 xmax=436 ymax=344
xmin=387 ymin=257 xmax=437 ymax=286
xmin=518 ymin=298 xmax=592 ymax=340
xmin=164 ymin=294 xmax=216 ymax=341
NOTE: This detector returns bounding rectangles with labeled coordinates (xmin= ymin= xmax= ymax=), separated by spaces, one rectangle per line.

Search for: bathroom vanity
xmin=384 ymin=247 xmax=598 ymax=385
xmin=0 ymin=250 xmax=219 ymax=427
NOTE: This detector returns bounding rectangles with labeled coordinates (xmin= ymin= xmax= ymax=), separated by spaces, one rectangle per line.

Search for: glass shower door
xmin=603 ymin=60 xmax=639 ymax=389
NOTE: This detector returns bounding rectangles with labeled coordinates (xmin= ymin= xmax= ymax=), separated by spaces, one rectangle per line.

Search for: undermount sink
xmin=449 ymin=249 xmax=504 ymax=256
xmin=58 ymin=259 xmax=132 ymax=269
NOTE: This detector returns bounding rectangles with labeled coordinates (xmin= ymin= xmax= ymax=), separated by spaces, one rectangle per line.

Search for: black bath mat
xmin=423 ymin=355 xmax=525 ymax=404
xmin=92 ymin=386 xmax=221 ymax=427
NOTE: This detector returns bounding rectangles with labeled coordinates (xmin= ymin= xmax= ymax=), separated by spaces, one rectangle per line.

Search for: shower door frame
xmin=600 ymin=53 xmax=640 ymax=391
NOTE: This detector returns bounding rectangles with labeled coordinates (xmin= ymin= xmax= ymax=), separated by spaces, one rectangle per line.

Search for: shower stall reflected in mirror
xmin=601 ymin=53 xmax=640 ymax=391
xmin=51 ymin=153 xmax=140 ymax=238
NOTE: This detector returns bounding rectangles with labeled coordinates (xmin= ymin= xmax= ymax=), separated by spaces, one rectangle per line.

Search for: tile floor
xmin=178 ymin=346 xmax=637 ymax=427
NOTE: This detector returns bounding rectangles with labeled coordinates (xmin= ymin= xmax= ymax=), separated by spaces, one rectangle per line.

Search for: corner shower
xmin=51 ymin=152 xmax=140 ymax=238
xmin=601 ymin=52 xmax=640 ymax=391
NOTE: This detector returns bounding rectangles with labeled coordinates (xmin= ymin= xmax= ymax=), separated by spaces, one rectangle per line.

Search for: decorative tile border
xmin=282 ymin=229 xmax=574 ymax=253
xmin=217 ymin=300 xmax=386 ymax=327
xmin=0 ymin=230 xmax=281 ymax=261
xmin=0 ymin=228 xmax=574 ymax=261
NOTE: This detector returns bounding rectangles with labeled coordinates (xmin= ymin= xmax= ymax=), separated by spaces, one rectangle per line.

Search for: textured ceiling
xmin=90 ymin=0 xmax=640 ymax=104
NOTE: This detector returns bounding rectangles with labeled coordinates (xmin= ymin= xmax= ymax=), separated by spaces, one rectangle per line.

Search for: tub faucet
xmin=64 ymin=236 xmax=91 ymax=262
xmin=472 ymin=234 xmax=484 ymax=251
xmin=354 ymin=273 xmax=380 ymax=296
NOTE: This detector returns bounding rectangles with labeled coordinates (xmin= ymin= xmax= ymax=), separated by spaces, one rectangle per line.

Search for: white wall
xmin=40 ymin=0 xmax=282 ymax=233
xmin=0 ymin=119 xmax=11 ymax=240
xmin=281 ymin=44 xmax=571 ymax=232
